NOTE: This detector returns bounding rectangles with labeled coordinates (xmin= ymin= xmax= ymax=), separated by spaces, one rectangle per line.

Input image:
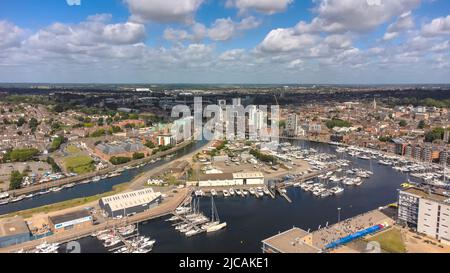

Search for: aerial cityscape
xmin=0 ymin=0 xmax=450 ymax=260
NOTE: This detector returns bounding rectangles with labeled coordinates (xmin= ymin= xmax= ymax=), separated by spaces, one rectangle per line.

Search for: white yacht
xmin=229 ymin=188 xmax=235 ymax=196
xmin=210 ymin=189 xmax=217 ymax=197
xmin=223 ymin=190 xmax=230 ymax=197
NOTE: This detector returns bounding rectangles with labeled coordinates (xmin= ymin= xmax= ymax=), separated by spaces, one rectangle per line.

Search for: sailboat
xmin=204 ymin=196 xmax=227 ymax=233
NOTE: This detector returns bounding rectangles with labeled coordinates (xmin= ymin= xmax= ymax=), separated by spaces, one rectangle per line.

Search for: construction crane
xmin=273 ymin=94 xmax=279 ymax=106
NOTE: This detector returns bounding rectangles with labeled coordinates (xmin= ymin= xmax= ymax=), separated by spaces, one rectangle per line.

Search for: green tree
xmin=425 ymin=127 xmax=445 ymax=143
xmin=109 ymin=156 xmax=132 ymax=165
xmin=29 ymin=118 xmax=39 ymax=133
xmin=418 ymin=120 xmax=426 ymax=129
xmin=145 ymin=141 xmax=155 ymax=149
xmin=9 ymin=171 xmax=23 ymax=190
xmin=132 ymin=152 xmax=145 ymax=160
xmin=17 ymin=117 xmax=26 ymax=127
xmin=399 ymin=120 xmax=407 ymax=127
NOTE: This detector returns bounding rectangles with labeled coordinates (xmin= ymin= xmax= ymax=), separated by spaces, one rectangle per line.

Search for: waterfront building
xmin=398 ymin=187 xmax=450 ymax=245
xmin=262 ymin=227 xmax=321 ymax=253
xmin=392 ymin=138 xmax=407 ymax=156
xmin=95 ymin=140 xmax=149 ymax=160
xmin=0 ymin=217 xmax=30 ymax=248
xmin=157 ymin=134 xmax=176 ymax=146
xmin=99 ymin=188 xmax=162 ymax=218
xmin=196 ymin=172 xmax=264 ymax=187
xmin=286 ymin=114 xmax=300 ymax=137
xmin=48 ymin=210 xmax=93 ymax=234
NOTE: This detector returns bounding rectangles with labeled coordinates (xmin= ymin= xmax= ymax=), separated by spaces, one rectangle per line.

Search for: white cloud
xmin=296 ymin=0 xmax=421 ymax=34
xmin=226 ymin=0 xmax=293 ymax=15
xmin=383 ymin=11 xmax=415 ymax=40
xmin=66 ymin=0 xmax=81 ymax=6
xmin=163 ymin=17 xmax=260 ymax=42
xmin=0 ymin=21 xmax=24 ymax=50
xmin=125 ymin=0 xmax=203 ymax=23
xmin=259 ymin=28 xmax=318 ymax=52
xmin=422 ymin=15 xmax=450 ymax=36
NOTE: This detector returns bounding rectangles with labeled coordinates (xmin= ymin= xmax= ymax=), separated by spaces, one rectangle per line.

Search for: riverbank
xmin=7 ymin=138 xmax=197 ymax=197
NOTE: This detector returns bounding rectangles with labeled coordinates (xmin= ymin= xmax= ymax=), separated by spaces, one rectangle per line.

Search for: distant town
xmin=0 ymin=85 xmax=450 ymax=253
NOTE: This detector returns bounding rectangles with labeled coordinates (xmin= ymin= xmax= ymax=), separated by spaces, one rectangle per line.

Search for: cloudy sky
xmin=0 ymin=0 xmax=449 ymax=84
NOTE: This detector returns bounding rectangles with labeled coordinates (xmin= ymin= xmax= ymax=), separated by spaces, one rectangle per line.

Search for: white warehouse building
xmin=196 ymin=172 xmax=264 ymax=187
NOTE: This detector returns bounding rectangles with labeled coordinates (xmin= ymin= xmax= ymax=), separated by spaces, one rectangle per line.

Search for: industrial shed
xmin=0 ymin=217 xmax=31 ymax=248
xmin=197 ymin=172 xmax=265 ymax=187
xmin=99 ymin=188 xmax=162 ymax=218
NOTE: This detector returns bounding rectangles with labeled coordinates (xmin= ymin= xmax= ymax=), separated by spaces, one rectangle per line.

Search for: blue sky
xmin=0 ymin=0 xmax=449 ymax=84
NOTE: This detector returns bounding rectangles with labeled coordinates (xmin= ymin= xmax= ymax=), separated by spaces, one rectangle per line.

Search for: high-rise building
xmin=286 ymin=114 xmax=299 ymax=137
xmin=398 ymin=187 xmax=450 ymax=245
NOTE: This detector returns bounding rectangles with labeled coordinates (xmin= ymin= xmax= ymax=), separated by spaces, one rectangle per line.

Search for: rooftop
xmin=401 ymin=187 xmax=450 ymax=204
xmin=0 ymin=217 xmax=30 ymax=237
xmin=100 ymin=188 xmax=162 ymax=212
xmin=49 ymin=210 xmax=91 ymax=225
xmin=262 ymin=227 xmax=320 ymax=253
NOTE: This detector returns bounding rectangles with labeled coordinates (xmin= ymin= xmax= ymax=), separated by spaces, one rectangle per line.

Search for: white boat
xmin=0 ymin=200 xmax=9 ymax=206
xmin=210 ymin=189 xmax=217 ymax=197
xmin=51 ymin=187 xmax=62 ymax=192
xmin=249 ymin=188 xmax=256 ymax=195
xmin=207 ymin=222 xmax=227 ymax=233
xmin=331 ymin=187 xmax=344 ymax=195
xmin=235 ymin=189 xmax=242 ymax=196
xmin=206 ymin=196 xmax=227 ymax=233
xmin=194 ymin=190 xmax=204 ymax=197
xmin=166 ymin=215 xmax=179 ymax=222
xmin=104 ymin=236 xmax=122 ymax=248
xmin=92 ymin=176 xmax=101 ymax=182
xmin=185 ymin=229 xmax=203 ymax=237
xmin=242 ymin=190 xmax=249 ymax=196
xmin=229 ymin=188 xmax=235 ymax=196
xmin=263 ymin=188 xmax=270 ymax=195
xmin=223 ymin=190 xmax=230 ymax=197
xmin=10 ymin=195 xmax=26 ymax=202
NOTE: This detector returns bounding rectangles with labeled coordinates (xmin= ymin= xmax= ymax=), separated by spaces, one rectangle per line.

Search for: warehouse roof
xmin=198 ymin=173 xmax=234 ymax=181
xmin=0 ymin=217 xmax=30 ymax=237
xmin=233 ymin=172 xmax=264 ymax=179
xmin=100 ymin=188 xmax=162 ymax=212
xmin=96 ymin=141 xmax=145 ymax=155
xmin=49 ymin=210 xmax=91 ymax=225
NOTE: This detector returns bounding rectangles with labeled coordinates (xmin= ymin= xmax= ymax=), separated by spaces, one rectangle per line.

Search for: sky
xmin=0 ymin=0 xmax=449 ymax=84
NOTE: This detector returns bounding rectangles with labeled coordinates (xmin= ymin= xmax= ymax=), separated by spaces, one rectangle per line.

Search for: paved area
xmin=311 ymin=210 xmax=394 ymax=249
xmin=401 ymin=229 xmax=450 ymax=253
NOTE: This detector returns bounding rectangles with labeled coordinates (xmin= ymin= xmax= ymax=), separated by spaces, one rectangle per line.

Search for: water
xmin=0 ymin=139 xmax=208 ymax=215
xmin=66 ymin=140 xmax=409 ymax=253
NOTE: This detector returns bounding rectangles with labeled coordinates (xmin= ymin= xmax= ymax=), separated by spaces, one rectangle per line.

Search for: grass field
xmin=63 ymin=155 xmax=95 ymax=174
xmin=367 ymin=228 xmax=406 ymax=253
xmin=65 ymin=145 xmax=81 ymax=154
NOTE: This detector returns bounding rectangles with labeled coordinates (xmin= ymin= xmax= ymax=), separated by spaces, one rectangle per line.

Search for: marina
xmin=51 ymin=139 xmax=419 ymax=253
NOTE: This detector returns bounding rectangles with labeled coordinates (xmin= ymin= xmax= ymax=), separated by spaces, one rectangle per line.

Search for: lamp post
xmin=337 ymin=207 xmax=342 ymax=224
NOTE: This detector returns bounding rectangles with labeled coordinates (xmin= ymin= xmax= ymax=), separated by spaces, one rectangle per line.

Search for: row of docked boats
xmin=195 ymin=187 xmax=271 ymax=199
xmin=17 ymin=242 xmax=61 ymax=253
xmin=171 ymin=197 xmax=227 ymax=236
xmin=93 ymin=224 xmax=156 ymax=253
xmin=296 ymin=180 xmax=344 ymax=198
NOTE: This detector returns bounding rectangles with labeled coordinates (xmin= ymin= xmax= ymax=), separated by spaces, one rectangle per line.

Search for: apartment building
xmin=398 ymin=187 xmax=450 ymax=245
